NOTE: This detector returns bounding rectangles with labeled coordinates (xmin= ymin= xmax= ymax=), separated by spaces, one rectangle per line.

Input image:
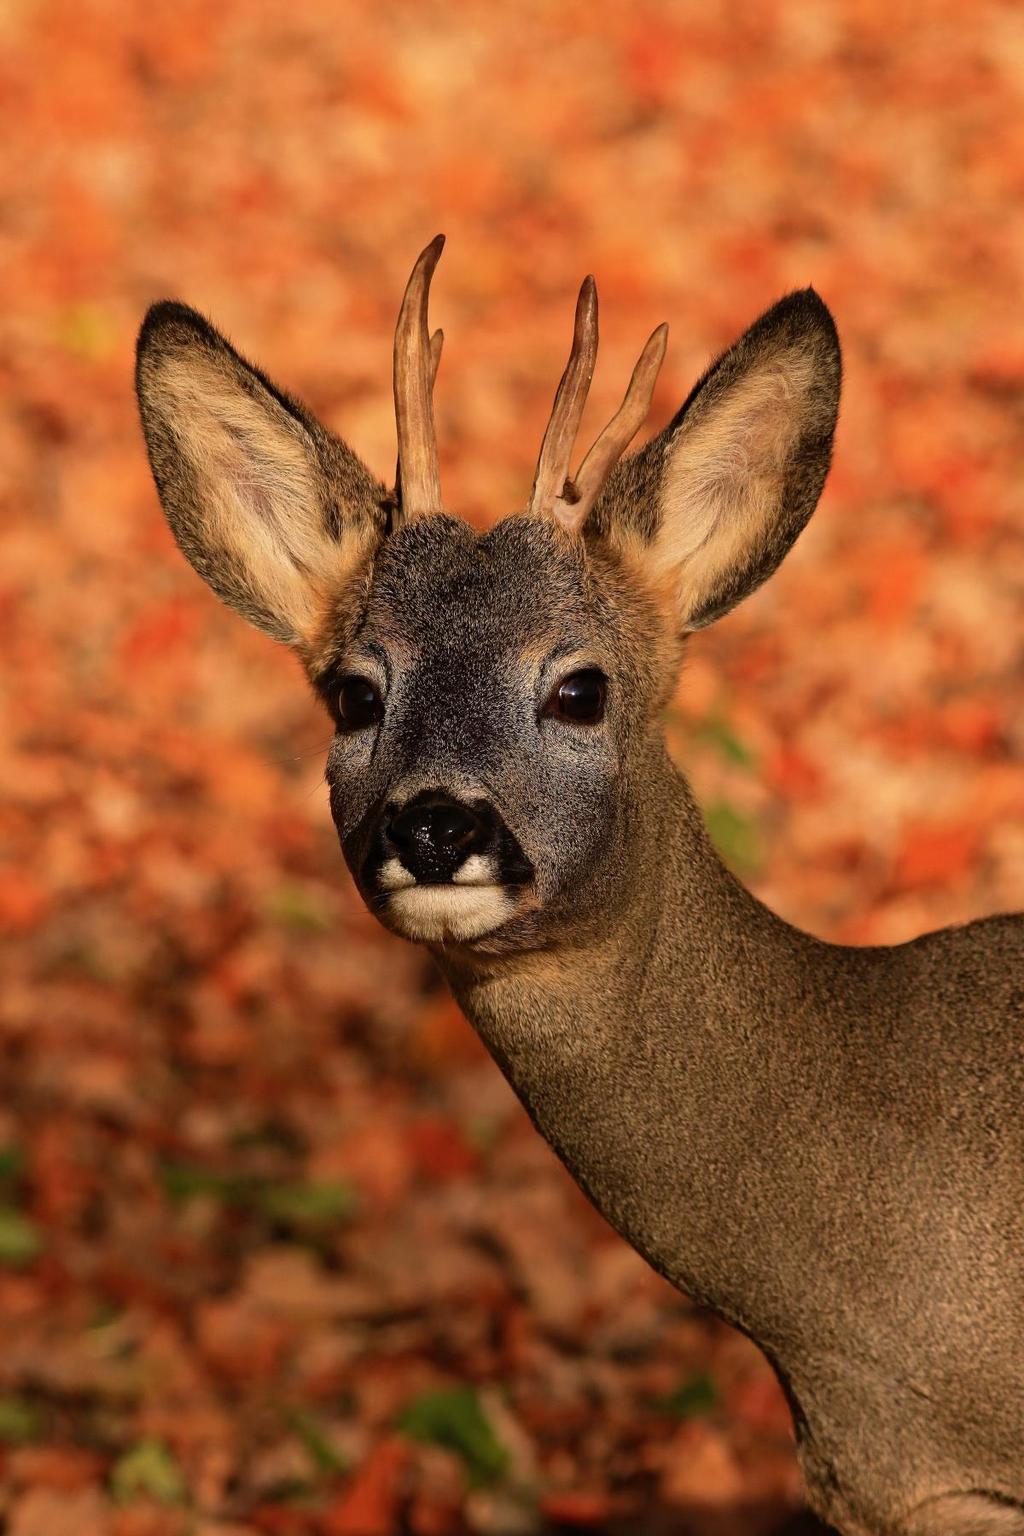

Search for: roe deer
xmin=136 ymin=238 xmax=1024 ymax=1536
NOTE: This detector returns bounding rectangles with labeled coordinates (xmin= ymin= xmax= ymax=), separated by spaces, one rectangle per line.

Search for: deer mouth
xmin=372 ymin=846 xmax=536 ymax=945
xmin=357 ymin=791 xmax=535 ymax=943
xmin=384 ymin=881 xmax=517 ymax=944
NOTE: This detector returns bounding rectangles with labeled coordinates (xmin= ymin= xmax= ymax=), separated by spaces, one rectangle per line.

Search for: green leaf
xmin=255 ymin=1181 xmax=354 ymax=1229
xmin=0 ymin=1146 xmax=24 ymax=1182
xmin=266 ymin=883 xmax=332 ymax=933
xmin=464 ymin=1115 xmax=500 ymax=1155
xmin=260 ymin=1475 xmax=317 ymax=1503
xmin=111 ymin=1439 xmax=187 ymax=1505
xmin=397 ymin=1386 xmax=508 ymax=1488
xmin=705 ymin=800 xmax=760 ymax=873
xmin=88 ymin=1301 xmax=123 ymax=1330
xmin=0 ymin=1208 xmax=42 ymax=1267
xmin=159 ymin=1160 xmax=354 ymax=1233
xmin=158 ymin=1160 xmax=237 ymax=1205
xmin=653 ymin=1372 xmax=717 ymax=1420
xmin=0 ymin=1396 xmax=45 ymax=1443
xmin=697 ymin=713 xmax=757 ymax=769
xmin=284 ymin=1406 xmax=348 ymax=1476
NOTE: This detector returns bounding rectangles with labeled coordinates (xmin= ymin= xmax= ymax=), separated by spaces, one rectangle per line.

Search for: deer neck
xmin=438 ymin=744 xmax=845 ymax=1348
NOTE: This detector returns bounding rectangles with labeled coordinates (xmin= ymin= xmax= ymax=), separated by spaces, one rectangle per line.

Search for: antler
xmin=526 ymin=276 xmax=599 ymax=525
xmin=527 ymin=277 xmax=668 ymax=534
xmin=391 ymin=244 xmax=665 ymax=532
xmin=393 ymin=234 xmax=445 ymax=520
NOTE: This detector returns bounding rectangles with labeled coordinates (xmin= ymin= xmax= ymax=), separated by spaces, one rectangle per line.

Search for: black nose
xmin=386 ymin=793 xmax=488 ymax=883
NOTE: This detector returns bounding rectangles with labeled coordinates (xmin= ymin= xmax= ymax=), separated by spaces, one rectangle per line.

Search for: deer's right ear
xmin=135 ymin=303 xmax=385 ymax=646
xmin=590 ymin=289 xmax=840 ymax=632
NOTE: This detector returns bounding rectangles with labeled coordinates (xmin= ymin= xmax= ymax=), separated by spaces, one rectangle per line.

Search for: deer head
xmin=136 ymin=238 xmax=840 ymax=952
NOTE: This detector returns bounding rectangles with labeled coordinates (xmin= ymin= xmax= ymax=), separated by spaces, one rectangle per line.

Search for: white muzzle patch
xmin=380 ymin=853 xmax=512 ymax=942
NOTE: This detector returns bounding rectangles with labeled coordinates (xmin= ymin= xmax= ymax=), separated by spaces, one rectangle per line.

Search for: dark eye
xmin=544 ymin=668 xmax=607 ymax=725
xmin=337 ymin=675 xmax=383 ymax=732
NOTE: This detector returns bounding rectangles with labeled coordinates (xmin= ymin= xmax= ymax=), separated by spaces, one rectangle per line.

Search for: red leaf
xmin=405 ymin=1119 xmax=479 ymax=1182
xmin=894 ymin=822 xmax=980 ymax=889
xmin=321 ymin=1438 xmax=408 ymax=1536
xmin=539 ymin=1490 xmax=612 ymax=1526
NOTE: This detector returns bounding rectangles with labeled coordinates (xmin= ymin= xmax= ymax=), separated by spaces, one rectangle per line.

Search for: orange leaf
xmin=894 ymin=822 xmax=980 ymax=889
xmin=322 ymin=1438 xmax=408 ymax=1536
xmin=539 ymin=1490 xmax=612 ymax=1526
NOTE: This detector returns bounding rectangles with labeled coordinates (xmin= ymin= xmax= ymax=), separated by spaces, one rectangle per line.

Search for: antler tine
xmin=527 ymin=276 xmax=599 ymax=520
xmin=393 ymin=234 xmax=445 ymax=521
xmin=428 ymin=327 xmax=443 ymax=388
xmin=552 ymin=321 xmax=669 ymax=534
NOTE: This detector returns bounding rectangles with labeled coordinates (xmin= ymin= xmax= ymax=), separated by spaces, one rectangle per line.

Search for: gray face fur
xmin=135 ymin=283 xmax=840 ymax=955
xmin=318 ymin=512 xmax=665 ymax=952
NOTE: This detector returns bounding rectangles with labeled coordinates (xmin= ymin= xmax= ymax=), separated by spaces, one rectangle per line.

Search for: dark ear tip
xmin=769 ymin=286 xmax=840 ymax=347
xmin=137 ymin=300 xmax=221 ymax=359
xmin=797 ymin=285 xmax=838 ymax=328
xmin=745 ymin=288 xmax=841 ymax=398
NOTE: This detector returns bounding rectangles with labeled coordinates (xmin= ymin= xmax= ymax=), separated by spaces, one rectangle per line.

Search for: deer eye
xmin=337 ymin=676 xmax=383 ymax=732
xmin=544 ymin=668 xmax=607 ymax=725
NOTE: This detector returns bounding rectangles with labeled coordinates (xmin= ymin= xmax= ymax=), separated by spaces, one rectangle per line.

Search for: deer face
xmin=136 ymin=240 xmax=839 ymax=954
xmin=314 ymin=512 xmax=666 ymax=949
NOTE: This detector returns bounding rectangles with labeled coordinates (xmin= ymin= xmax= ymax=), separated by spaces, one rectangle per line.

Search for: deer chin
xmin=385 ymin=883 xmax=515 ymax=944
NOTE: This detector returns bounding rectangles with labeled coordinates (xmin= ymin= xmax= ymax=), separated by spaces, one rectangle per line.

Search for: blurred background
xmin=1 ymin=2 xmax=1022 ymax=1533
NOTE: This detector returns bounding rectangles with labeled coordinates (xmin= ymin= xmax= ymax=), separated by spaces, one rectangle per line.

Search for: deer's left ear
xmin=136 ymin=302 xmax=385 ymax=646
xmin=590 ymin=289 xmax=840 ymax=630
